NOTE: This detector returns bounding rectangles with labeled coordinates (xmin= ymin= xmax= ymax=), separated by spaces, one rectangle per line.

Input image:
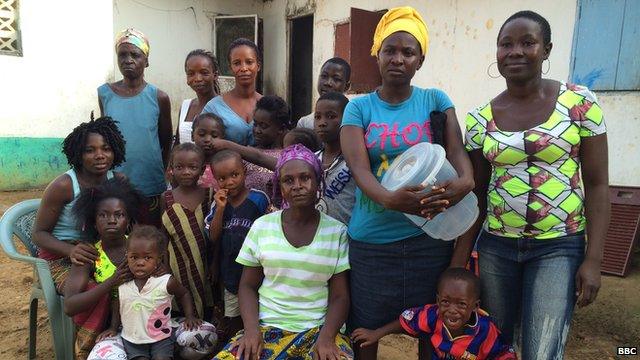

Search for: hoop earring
xmin=542 ymin=58 xmax=550 ymax=75
xmin=487 ymin=61 xmax=501 ymax=79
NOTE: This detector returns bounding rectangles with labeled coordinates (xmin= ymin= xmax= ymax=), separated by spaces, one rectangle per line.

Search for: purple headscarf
xmin=273 ymin=144 xmax=324 ymax=209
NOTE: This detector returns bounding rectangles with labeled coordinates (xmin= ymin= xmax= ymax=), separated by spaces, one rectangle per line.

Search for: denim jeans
xmin=477 ymin=231 xmax=585 ymax=360
xmin=348 ymin=233 xmax=453 ymax=331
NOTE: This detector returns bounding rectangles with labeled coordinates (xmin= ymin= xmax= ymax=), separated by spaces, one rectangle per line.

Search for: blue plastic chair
xmin=0 ymin=199 xmax=75 ymax=359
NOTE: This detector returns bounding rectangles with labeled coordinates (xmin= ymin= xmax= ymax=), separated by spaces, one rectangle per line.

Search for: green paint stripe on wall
xmin=0 ymin=137 xmax=66 ymax=191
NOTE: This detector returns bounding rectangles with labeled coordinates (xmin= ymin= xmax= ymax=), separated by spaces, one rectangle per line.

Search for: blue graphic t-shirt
xmin=205 ymin=189 xmax=269 ymax=293
xmin=341 ymin=86 xmax=454 ymax=244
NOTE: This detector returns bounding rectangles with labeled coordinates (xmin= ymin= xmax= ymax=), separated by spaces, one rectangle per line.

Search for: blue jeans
xmin=348 ymin=233 xmax=453 ymax=331
xmin=478 ymin=231 xmax=585 ymax=360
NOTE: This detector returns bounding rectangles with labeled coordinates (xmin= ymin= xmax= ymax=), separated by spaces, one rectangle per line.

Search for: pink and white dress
xmin=119 ymin=274 xmax=175 ymax=344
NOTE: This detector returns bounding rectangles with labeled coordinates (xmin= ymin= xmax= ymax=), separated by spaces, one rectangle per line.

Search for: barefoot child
xmin=205 ymin=150 xmax=270 ymax=339
xmin=213 ymin=144 xmax=352 ymax=360
xmin=63 ymin=177 xmax=143 ymax=358
xmin=98 ymin=225 xmax=202 ymax=359
xmin=352 ymin=268 xmax=516 ymax=360
xmin=161 ymin=143 xmax=214 ymax=319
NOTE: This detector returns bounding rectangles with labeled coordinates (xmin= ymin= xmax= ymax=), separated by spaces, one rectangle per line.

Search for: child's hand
xmin=182 ymin=316 xmax=203 ymax=331
xmin=351 ymin=328 xmax=382 ymax=347
xmin=96 ymin=328 xmax=118 ymax=343
xmin=69 ymin=242 xmax=99 ymax=265
xmin=152 ymin=262 xmax=170 ymax=278
xmin=112 ymin=261 xmax=133 ymax=286
xmin=214 ymin=188 xmax=229 ymax=208
xmin=211 ymin=138 xmax=229 ymax=152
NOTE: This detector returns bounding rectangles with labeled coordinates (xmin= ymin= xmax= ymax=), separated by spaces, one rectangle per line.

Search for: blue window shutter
xmin=615 ymin=0 xmax=640 ymax=90
xmin=571 ymin=0 xmax=625 ymax=90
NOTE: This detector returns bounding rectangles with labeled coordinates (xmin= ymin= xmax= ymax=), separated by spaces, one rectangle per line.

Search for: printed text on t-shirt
xmin=365 ymin=120 xmax=432 ymax=150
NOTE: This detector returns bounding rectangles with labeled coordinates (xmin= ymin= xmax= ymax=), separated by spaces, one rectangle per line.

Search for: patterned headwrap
xmin=273 ymin=144 xmax=325 ymax=209
xmin=115 ymin=28 xmax=150 ymax=57
xmin=370 ymin=6 xmax=429 ymax=57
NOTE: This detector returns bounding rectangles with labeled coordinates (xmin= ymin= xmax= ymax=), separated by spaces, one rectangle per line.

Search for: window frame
xmin=569 ymin=0 xmax=639 ymax=91
xmin=0 ymin=0 xmax=22 ymax=57
xmin=213 ymin=14 xmax=260 ymax=78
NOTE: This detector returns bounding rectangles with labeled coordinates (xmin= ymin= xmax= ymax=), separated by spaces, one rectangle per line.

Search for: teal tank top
xmin=97 ymin=83 xmax=165 ymax=197
xmin=51 ymin=169 xmax=114 ymax=242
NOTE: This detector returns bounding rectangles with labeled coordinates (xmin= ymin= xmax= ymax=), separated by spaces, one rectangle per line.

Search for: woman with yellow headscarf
xmin=97 ymin=28 xmax=173 ymax=227
xmin=340 ymin=7 xmax=474 ymax=359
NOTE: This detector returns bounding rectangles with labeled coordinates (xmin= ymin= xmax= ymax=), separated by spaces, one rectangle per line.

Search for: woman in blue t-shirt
xmin=201 ymin=38 xmax=262 ymax=146
xmin=340 ymin=7 xmax=474 ymax=359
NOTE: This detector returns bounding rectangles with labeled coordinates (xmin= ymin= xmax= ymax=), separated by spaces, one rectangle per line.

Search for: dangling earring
xmin=542 ymin=58 xmax=551 ymax=75
xmin=486 ymin=61 xmax=501 ymax=79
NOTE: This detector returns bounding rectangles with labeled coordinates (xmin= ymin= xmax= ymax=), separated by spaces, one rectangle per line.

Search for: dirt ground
xmin=0 ymin=189 xmax=638 ymax=359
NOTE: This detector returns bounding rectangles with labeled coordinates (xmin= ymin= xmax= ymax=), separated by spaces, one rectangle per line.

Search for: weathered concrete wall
xmin=597 ymin=92 xmax=640 ymax=187
xmin=0 ymin=0 xmax=263 ymax=190
xmin=112 ymin=0 xmax=262 ymax=124
xmin=260 ymin=0 xmax=639 ymax=187
xmin=0 ymin=0 xmax=113 ymax=190
xmin=262 ymin=0 xmax=577 ymax=119
xmin=2 ymin=0 xmax=637 ymax=190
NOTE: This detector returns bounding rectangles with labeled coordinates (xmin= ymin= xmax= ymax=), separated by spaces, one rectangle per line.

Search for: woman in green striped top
xmin=213 ymin=144 xmax=353 ymax=360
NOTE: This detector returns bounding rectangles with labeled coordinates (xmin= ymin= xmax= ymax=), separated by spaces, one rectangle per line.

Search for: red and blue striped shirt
xmin=399 ymin=304 xmax=516 ymax=360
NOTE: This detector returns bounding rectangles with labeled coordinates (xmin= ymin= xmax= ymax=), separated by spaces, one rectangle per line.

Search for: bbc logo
xmin=617 ymin=347 xmax=638 ymax=356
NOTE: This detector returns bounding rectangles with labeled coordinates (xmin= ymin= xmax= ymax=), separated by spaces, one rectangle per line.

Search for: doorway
xmin=289 ymin=15 xmax=314 ymax=123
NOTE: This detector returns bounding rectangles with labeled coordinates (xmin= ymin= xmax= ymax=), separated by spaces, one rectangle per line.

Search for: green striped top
xmin=236 ymin=210 xmax=350 ymax=332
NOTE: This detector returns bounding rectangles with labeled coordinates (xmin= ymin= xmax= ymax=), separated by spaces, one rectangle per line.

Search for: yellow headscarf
xmin=115 ymin=28 xmax=150 ymax=57
xmin=370 ymin=6 xmax=429 ymax=57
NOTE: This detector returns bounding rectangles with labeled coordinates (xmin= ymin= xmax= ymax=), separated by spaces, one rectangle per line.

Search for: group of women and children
xmin=31 ymin=5 xmax=609 ymax=360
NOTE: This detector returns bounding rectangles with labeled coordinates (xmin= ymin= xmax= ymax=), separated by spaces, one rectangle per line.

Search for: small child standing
xmin=352 ymin=268 xmax=516 ymax=360
xmin=205 ymin=150 xmax=270 ymax=339
xmin=161 ymin=143 xmax=214 ymax=319
xmin=191 ymin=112 xmax=226 ymax=189
xmin=64 ymin=177 xmax=143 ymax=358
xmin=100 ymin=225 xmax=201 ymax=359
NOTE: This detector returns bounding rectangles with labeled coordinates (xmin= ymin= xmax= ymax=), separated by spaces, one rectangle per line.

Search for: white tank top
xmin=178 ymin=99 xmax=194 ymax=144
xmin=119 ymin=274 xmax=174 ymax=344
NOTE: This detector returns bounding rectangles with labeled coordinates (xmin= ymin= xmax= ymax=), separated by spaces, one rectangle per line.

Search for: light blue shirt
xmin=51 ymin=169 xmax=114 ymax=242
xmin=201 ymin=96 xmax=254 ymax=145
xmin=98 ymin=83 xmax=165 ymax=197
xmin=341 ymin=86 xmax=454 ymax=244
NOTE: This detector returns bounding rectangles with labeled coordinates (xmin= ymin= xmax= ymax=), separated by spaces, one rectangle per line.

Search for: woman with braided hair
xmin=33 ymin=116 xmax=126 ymax=289
xmin=32 ymin=116 xmax=127 ymax=357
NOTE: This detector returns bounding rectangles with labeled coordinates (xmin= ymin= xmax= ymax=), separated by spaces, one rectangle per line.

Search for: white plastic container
xmin=381 ymin=142 xmax=479 ymax=241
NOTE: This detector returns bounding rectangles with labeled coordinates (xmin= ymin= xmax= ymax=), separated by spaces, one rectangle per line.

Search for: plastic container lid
xmin=381 ymin=142 xmax=479 ymax=241
xmin=381 ymin=142 xmax=445 ymax=191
